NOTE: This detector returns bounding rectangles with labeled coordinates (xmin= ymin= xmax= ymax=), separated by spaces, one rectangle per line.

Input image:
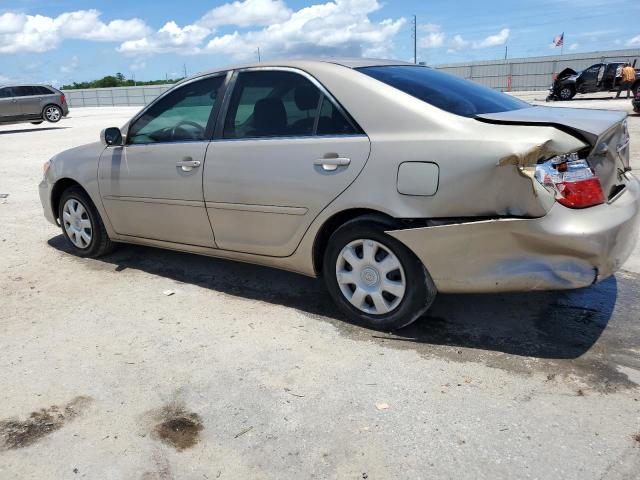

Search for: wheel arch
xmin=50 ymin=178 xmax=87 ymax=221
xmin=312 ymin=208 xmax=400 ymax=275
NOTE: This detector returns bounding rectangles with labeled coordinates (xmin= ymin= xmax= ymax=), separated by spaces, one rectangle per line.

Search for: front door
xmin=14 ymin=86 xmax=42 ymax=117
xmin=98 ymin=75 xmax=225 ymax=247
xmin=204 ymin=69 xmax=370 ymax=257
xmin=578 ymin=64 xmax=603 ymax=92
xmin=0 ymin=87 xmax=21 ymax=120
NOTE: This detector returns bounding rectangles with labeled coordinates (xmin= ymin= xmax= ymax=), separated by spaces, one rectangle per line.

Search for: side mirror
xmin=101 ymin=127 xmax=123 ymax=146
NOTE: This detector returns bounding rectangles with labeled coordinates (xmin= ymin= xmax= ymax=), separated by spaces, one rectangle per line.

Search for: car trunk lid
xmin=476 ymin=106 xmax=630 ymax=202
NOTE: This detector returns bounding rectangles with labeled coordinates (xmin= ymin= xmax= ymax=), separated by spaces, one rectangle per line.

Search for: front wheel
xmin=558 ymin=86 xmax=575 ymax=101
xmin=43 ymin=104 xmax=62 ymax=123
xmin=323 ymin=217 xmax=437 ymax=331
xmin=58 ymin=186 xmax=115 ymax=258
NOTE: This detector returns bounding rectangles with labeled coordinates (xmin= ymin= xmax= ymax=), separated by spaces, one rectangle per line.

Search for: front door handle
xmin=176 ymin=158 xmax=201 ymax=172
xmin=314 ymin=157 xmax=351 ymax=171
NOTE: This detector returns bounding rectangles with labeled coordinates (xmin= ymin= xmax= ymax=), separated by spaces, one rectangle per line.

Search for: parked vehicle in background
xmin=633 ymin=91 xmax=640 ymax=114
xmin=39 ymin=59 xmax=640 ymax=330
xmin=0 ymin=84 xmax=69 ymax=125
xmin=547 ymin=61 xmax=640 ymax=101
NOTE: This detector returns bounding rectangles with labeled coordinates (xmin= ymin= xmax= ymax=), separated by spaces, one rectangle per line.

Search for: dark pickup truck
xmin=548 ymin=61 xmax=640 ymax=101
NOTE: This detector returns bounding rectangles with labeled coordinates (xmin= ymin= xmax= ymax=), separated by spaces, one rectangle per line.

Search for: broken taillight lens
xmin=535 ymin=153 xmax=605 ymax=209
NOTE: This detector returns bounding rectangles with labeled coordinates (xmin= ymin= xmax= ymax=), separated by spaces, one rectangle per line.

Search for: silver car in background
xmin=39 ymin=59 xmax=640 ymax=330
xmin=0 ymin=84 xmax=68 ymax=125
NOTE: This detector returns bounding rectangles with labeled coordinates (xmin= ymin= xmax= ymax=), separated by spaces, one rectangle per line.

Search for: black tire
xmin=43 ymin=104 xmax=62 ymax=123
xmin=323 ymin=217 xmax=437 ymax=331
xmin=58 ymin=186 xmax=115 ymax=258
xmin=558 ymin=86 xmax=575 ymax=101
xmin=31 ymin=121 xmax=43 ymax=125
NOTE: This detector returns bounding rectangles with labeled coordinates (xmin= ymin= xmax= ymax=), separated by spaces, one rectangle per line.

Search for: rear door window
xmin=224 ymin=70 xmax=320 ymax=139
xmin=223 ymin=70 xmax=361 ymax=139
xmin=14 ymin=86 xmax=37 ymax=96
xmin=0 ymin=87 xmax=14 ymax=98
xmin=357 ymin=65 xmax=530 ymax=118
xmin=316 ymin=96 xmax=358 ymax=136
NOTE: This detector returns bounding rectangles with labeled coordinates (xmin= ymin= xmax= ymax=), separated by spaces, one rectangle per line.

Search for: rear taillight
xmin=60 ymin=94 xmax=66 ymax=104
xmin=535 ymin=153 xmax=605 ymax=208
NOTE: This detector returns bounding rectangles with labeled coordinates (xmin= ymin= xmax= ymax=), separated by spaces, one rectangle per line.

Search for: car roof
xmin=193 ymin=58 xmax=415 ymax=79
xmin=0 ymin=83 xmax=55 ymax=88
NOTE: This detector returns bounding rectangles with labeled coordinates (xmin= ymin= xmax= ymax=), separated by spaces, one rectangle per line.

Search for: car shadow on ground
xmin=48 ymin=235 xmax=617 ymax=360
xmin=0 ymin=126 xmax=70 ymax=135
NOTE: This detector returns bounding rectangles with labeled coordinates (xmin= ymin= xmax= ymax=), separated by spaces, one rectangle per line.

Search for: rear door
xmin=14 ymin=86 xmax=42 ymax=116
xmin=203 ymin=68 xmax=370 ymax=257
xmin=98 ymin=74 xmax=226 ymax=247
xmin=0 ymin=87 xmax=21 ymax=119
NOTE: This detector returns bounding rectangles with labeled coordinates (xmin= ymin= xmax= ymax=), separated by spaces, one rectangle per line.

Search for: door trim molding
xmin=103 ymin=195 xmax=205 ymax=208
xmin=205 ymin=201 xmax=308 ymax=216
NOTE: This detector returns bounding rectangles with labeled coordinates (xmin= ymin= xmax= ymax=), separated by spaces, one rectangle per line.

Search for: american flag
xmin=553 ymin=33 xmax=564 ymax=47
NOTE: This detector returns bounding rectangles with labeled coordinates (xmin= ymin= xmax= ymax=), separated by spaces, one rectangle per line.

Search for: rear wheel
xmin=323 ymin=217 xmax=437 ymax=331
xmin=43 ymin=104 xmax=62 ymax=123
xmin=58 ymin=186 xmax=114 ymax=258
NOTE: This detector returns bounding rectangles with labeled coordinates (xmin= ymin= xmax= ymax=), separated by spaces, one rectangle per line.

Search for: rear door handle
xmin=314 ymin=157 xmax=351 ymax=171
xmin=176 ymin=158 xmax=201 ymax=171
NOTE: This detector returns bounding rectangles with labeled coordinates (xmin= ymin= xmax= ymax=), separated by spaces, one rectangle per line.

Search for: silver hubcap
xmin=45 ymin=106 xmax=61 ymax=121
xmin=62 ymin=199 xmax=92 ymax=249
xmin=336 ymin=239 xmax=406 ymax=315
xmin=560 ymin=88 xmax=571 ymax=99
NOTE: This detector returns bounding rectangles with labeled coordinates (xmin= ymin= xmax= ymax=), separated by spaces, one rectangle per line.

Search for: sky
xmin=0 ymin=0 xmax=639 ymax=86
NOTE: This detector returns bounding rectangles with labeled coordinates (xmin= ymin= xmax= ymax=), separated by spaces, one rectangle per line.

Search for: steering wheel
xmin=171 ymin=120 xmax=205 ymax=140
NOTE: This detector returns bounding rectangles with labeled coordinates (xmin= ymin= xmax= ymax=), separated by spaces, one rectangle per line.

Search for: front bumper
xmin=39 ymin=178 xmax=57 ymax=226
xmin=387 ymin=176 xmax=640 ymax=293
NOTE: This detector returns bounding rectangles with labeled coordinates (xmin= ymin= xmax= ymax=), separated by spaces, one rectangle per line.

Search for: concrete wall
xmin=61 ymin=48 xmax=640 ymax=107
xmin=62 ymin=85 xmax=173 ymax=108
xmin=433 ymin=48 xmax=640 ymax=91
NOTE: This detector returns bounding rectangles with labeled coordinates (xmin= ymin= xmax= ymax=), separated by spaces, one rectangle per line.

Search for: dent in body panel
xmin=386 ymin=178 xmax=640 ymax=293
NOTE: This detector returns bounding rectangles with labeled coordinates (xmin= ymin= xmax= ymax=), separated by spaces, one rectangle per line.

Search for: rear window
xmin=357 ymin=65 xmax=530 ymax=118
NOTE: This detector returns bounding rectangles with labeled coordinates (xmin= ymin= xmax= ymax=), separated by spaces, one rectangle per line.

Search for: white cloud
xmin=203 ymin=0 xmax=404 ymax=60
xmin=119 ymin=21 xmax=210 ymax=54
xmin=418 ymin=24 xmax=444 ymax=49
xmin=569 ymin=42 xmax=579 ymax=51
xmin=450 ymin=34 xmax=469 ymax=51
xmin=473 ymin=28 xmax=510 ymax=49
xmin=0 ymin=10 xmax=150 ymax=53
xmin=627 ymin=34 xmax=640 ymax=46
xmin=118 ymin=0 xmax=404 ymax=60
xmin=198 ymin=0 xmax=292 ymax=28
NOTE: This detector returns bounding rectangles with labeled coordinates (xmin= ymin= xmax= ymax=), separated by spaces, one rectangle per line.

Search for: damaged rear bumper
xmin=387 ymin=176 xmax=640 ymax=293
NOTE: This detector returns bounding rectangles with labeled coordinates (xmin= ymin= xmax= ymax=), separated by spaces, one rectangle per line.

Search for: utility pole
xmin=504 ymin=45 xmax=508 ymax=60
xmin=412 ymin=15 xmax=417 ymax=64
xmin=183 ymin=63 xmax=187 ymax=78
xmin=256 ymin=47 xmax=261 ymax=62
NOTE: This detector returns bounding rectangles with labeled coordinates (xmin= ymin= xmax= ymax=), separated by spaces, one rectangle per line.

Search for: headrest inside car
xmin=294 ymin=85 xmax=320 ymax=111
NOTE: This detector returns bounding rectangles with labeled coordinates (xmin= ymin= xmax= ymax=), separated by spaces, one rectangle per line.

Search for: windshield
xmin=357 ymin=65 xmax=531 ymax=118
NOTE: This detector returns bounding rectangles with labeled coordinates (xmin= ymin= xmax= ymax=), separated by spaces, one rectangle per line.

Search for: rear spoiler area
xmin=475 ymin=106 xmax=626 ymax=146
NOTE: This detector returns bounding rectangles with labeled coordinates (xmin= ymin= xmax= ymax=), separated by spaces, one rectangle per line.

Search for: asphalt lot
xmin=1 ymin=93 xmax=640 ymax=479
